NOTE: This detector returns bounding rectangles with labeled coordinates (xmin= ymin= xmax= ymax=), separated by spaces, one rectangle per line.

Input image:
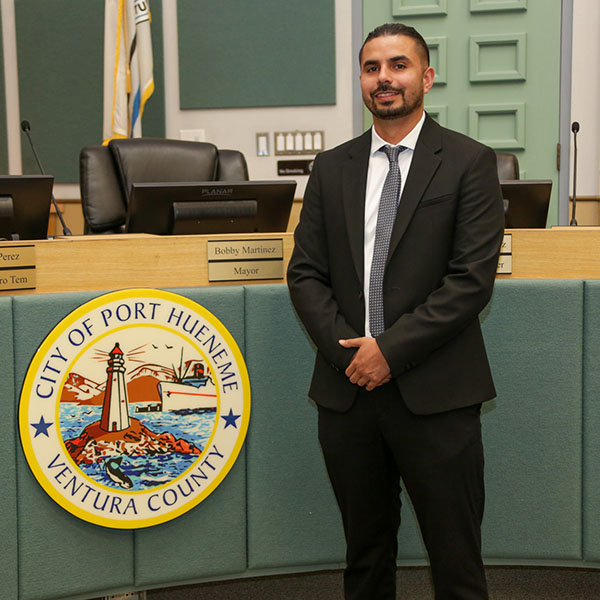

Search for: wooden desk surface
xmin=2 ymin=227 xmax=600 ymax=296
xmin=498 ymin=227 xmax=600 ymax=279
xmin=0 ymin=232 xmax=295 ymax=295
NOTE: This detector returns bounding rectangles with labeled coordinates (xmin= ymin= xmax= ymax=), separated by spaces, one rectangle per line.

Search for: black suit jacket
xmin=287 ymin=115 xmax=505 ymax=415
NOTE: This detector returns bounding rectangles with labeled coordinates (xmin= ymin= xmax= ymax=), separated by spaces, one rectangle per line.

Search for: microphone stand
xmin=570 ymin=121 xmax=579 ymax=226
xmin=21 ymin=121 xmax=72 ymax=236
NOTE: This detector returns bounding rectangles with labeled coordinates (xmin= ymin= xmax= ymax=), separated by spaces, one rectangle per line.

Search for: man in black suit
xmin=287 ymin=23 xmax=505 ymax=600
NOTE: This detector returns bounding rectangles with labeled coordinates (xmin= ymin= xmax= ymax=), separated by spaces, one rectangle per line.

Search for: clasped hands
xmin=339 ymin=336 xmax=391 ymax=391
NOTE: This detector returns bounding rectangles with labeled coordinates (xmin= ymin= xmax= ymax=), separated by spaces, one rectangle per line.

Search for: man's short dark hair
xmin=359 ymin=23 xmax=430 ymax=67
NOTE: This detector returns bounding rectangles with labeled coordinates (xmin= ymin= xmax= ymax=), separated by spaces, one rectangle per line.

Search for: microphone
xmin=20 ymin=119 xmax=72 ymax=236
xmin=570 ymin=121 xmax=579 ymax=226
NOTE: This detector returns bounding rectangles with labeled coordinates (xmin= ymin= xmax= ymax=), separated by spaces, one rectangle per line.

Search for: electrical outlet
xmin=180 ymin=129 xmax=206 ymax=142
xmin=256 ymin=132 xmax=270 ymax=156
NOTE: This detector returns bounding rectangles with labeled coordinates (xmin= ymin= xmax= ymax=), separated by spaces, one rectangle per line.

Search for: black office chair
xmin=80 ymin=145 xmax=127 ymax=234
xmin=80 ymin=138 xmax=249 ymax=234
xmin=496 ymin=152 xmax=520 ymax=180
xmin=216 ymin=149 xmax=249 ymax=181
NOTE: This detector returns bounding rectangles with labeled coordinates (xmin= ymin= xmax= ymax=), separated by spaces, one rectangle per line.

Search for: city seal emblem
xmin=19 ymin=289 xmax=250 ymax=528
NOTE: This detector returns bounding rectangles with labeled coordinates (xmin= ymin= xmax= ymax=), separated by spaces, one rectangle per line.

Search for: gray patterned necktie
xmin=369 ymin=144 xmax=407 ymax=337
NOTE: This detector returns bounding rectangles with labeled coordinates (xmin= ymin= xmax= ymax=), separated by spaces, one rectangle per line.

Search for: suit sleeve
xmin=287 ymin=155 xmax=360 ymax=371
xmin=376 ymin=144 xmax=505 ymax=376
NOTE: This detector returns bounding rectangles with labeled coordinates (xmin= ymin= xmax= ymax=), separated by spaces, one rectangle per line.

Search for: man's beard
xmin=364 ymin=84 xmax=423 ymax=120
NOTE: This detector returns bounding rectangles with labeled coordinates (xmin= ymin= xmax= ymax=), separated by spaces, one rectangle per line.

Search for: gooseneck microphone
xmin=570 ymin=121 xmax=580 ymax=227
xmin=20 ymin=119 xmax=72 ymax=236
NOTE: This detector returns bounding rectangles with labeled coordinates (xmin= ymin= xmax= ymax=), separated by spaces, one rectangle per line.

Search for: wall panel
xmin=177 ymin=0 xmax=335 ymax=109
xmin=15 ymin=1 xmax=165 ymax=183
xmin=0 ymin=6 xmax=8 ymax=172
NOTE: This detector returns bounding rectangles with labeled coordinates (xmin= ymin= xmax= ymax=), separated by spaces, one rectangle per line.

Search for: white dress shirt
xmin=363 ymin=112 xmax=426 ymax=337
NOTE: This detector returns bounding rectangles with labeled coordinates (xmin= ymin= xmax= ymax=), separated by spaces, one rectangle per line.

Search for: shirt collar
xmin=369 ymin=111 xmax=426 ymax=156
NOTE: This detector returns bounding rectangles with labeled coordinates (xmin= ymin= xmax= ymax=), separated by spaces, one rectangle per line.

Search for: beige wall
xmin=571 ymin=0 xmax=600 ymax=197
xmin=161 ymin=0 xmax=355 ymax=199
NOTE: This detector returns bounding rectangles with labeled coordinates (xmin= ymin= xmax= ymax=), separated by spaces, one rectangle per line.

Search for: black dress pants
xmin=317 ymin=383 xmax=487 ymax=600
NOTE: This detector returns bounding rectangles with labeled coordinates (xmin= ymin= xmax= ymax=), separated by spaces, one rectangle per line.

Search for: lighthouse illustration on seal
xmin=100 ymin=343 xmax=130 ymax=432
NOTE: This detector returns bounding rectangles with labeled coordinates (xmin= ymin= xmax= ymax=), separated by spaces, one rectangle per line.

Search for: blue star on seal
xmin=31 ymin=415 xmax=53 ymax=438
xmin=221 ymin=409 xmax=241 ymax=429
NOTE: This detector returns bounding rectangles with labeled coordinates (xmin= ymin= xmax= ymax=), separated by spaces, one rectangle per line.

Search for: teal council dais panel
xmin=135 ymin=286 xmax=247 ymax=586
xmin=480 ymin=280 xmax=583 ymax=560
xmin=13 ymin=291 xmax=134 ymax=600
xmin=0 ymin=298 xmax=16 ymax=599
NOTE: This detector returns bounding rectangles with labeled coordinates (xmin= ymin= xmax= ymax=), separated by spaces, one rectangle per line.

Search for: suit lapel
xmin=387 ymin=115 xmax=442 ymax=265
xmin=342 ymin=130 xmax=371 ymax=287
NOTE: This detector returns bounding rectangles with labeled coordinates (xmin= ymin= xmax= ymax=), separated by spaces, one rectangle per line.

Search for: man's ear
xmin=423 ymin=66 xmax=435 ymax=94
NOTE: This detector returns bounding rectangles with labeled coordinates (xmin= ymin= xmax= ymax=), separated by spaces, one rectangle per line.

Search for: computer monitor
xmin=501 ymin=179 xmax=552 ymax=228
xmin=0 ymin=175 xmax=53 ymax=241
xmin=126 ymin=180 xmax=297 ymax=235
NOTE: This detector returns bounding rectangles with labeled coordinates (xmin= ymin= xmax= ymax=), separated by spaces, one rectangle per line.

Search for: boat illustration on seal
xmin=158 ymin=358 xmax=217 ymax=412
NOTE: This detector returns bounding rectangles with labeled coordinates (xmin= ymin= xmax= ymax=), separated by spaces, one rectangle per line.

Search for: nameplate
xmin=0 ymin=245 xmax=36 ymax=290
xmin=207 ymin=239 xmax=284 ymax=282
xmin=496 ymin=233 xmax=512 ymax=274
xmin=497 ymin=254 xmax=512 ymax=274
xmin=0 ymin=244 xmax=35 ymax=267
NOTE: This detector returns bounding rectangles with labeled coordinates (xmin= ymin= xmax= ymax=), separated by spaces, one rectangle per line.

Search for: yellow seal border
xmin=19 ymin=289 xmax=251 ymax=529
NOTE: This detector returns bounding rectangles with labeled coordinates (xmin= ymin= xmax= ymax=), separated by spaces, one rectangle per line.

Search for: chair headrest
xmin=108 ymin=138 xmax=220 ymax=202
xmin=80 ymin=145 xmax=127 ymax=233
xmin=496 ymin=152 xmax=520 ymax=180
xmin=217 ymin=149 xmax=249 ymax=181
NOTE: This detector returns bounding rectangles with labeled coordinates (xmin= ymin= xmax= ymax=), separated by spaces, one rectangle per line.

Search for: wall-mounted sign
xmin=277 ymin=159 xmax=314 ymax=176
xmin=19 ymin=289 xmax=250 ymax=528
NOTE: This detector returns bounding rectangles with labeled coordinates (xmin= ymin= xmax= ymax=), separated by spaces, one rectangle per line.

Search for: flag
xmin=103 ymin=0 xmax=154 ymax=142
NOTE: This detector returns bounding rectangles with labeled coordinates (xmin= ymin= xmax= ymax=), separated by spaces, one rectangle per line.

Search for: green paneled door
xmin=363 ymin=0 xmax=562 ymax=225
